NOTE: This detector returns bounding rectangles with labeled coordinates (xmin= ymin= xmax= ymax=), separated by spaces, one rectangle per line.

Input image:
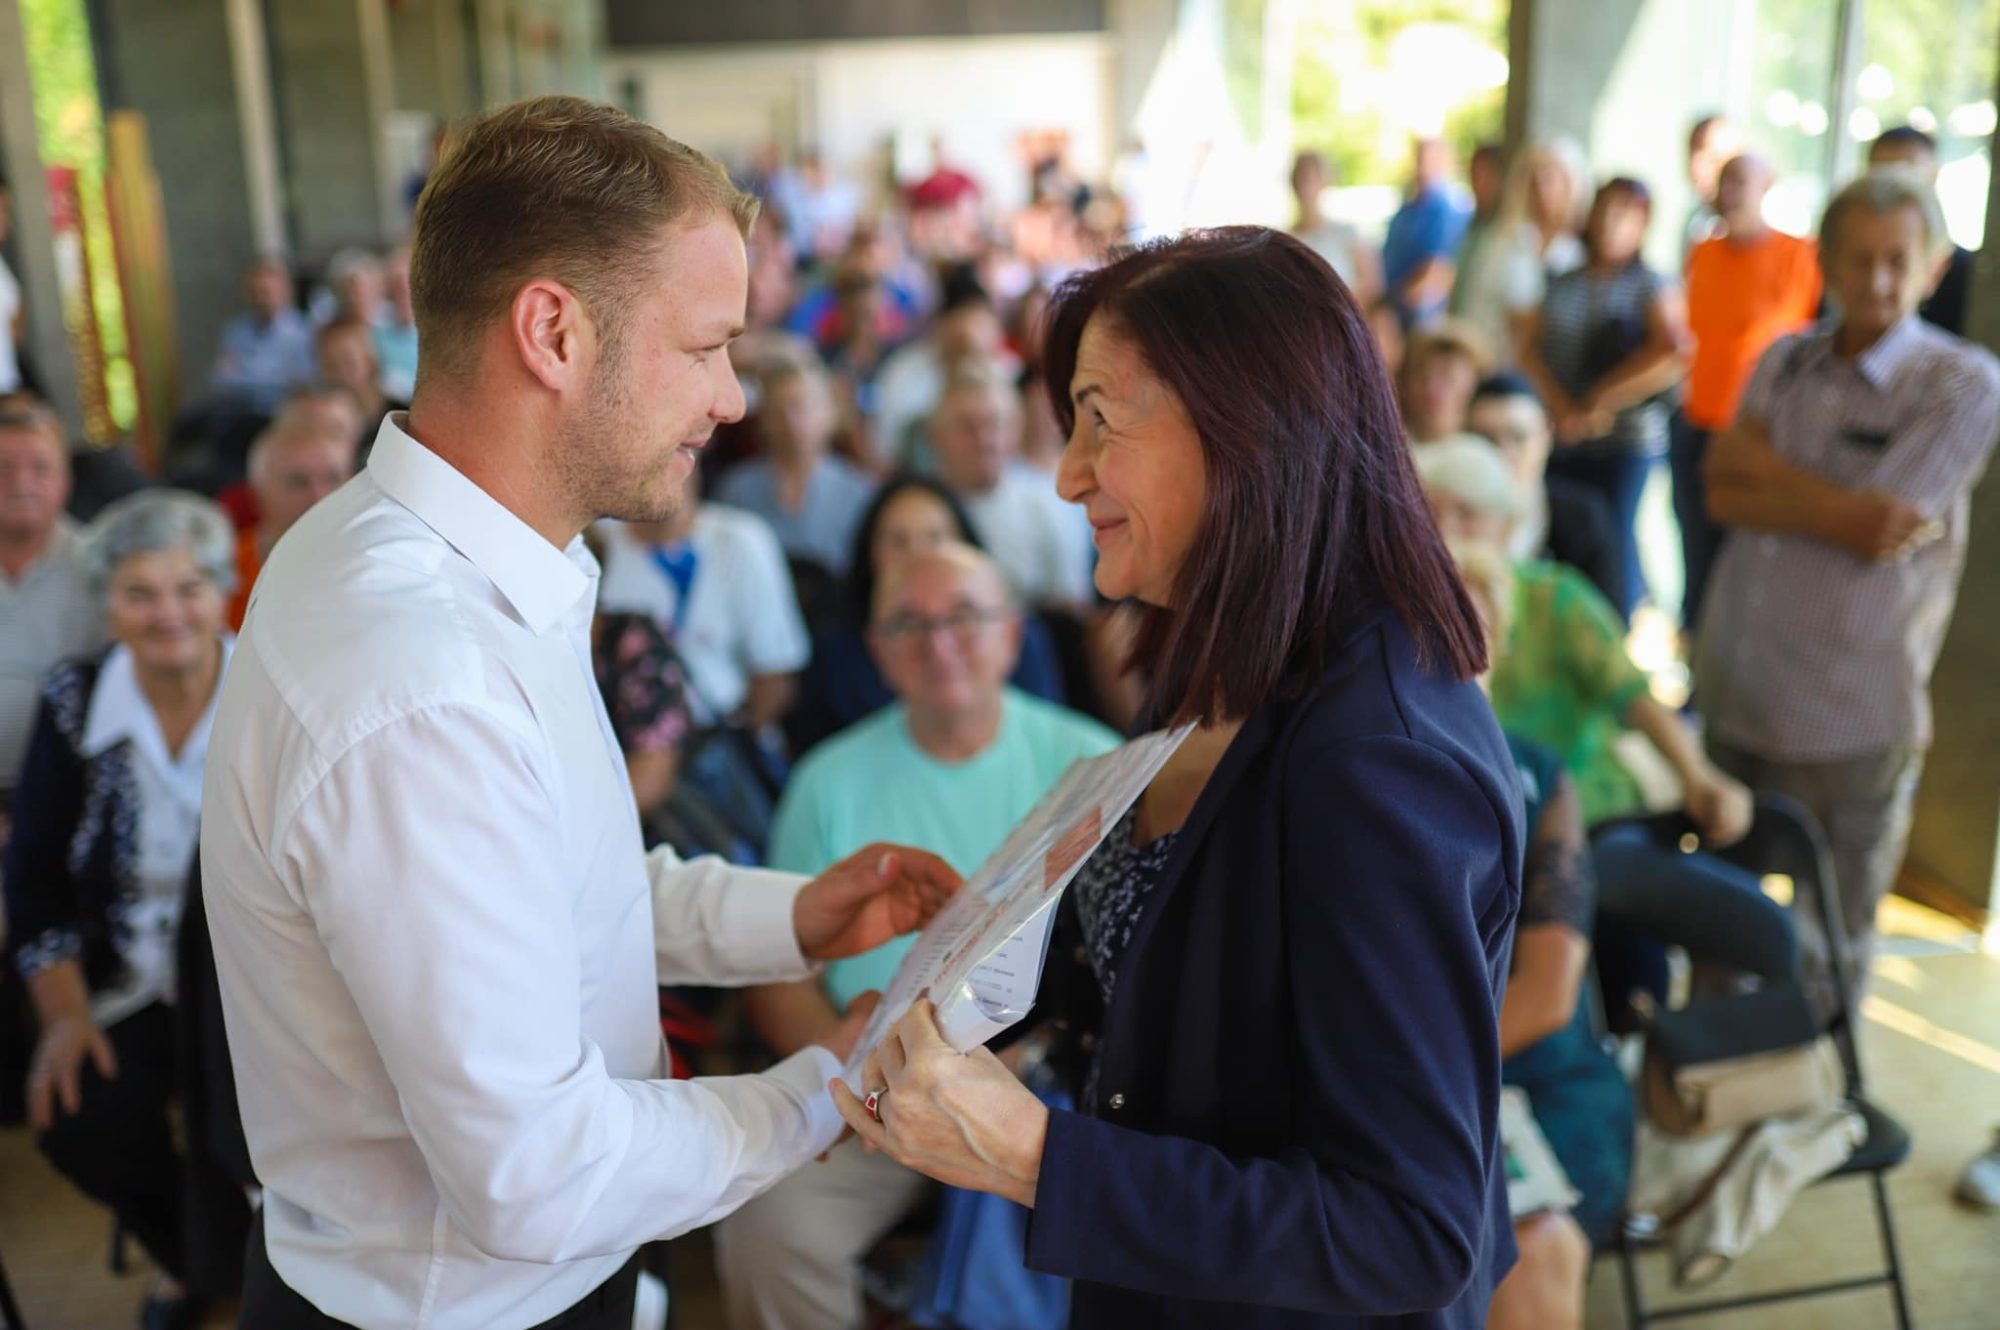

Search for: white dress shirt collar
xmin=366 ymin=413 xmax=593 ymax=636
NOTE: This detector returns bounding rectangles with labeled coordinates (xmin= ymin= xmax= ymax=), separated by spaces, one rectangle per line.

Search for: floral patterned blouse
xmin=1070 ymin=807 xmax=1181 ymax=1006
xmin=591 ymin=612 xmax=694 ymax=756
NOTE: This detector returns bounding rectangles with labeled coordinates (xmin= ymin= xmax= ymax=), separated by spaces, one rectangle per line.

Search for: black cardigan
xmin=4 ymin=652 xmax=143 ymax=994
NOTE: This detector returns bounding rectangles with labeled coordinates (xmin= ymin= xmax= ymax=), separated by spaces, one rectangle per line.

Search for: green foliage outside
xmin=1293 ymin=0 xmax=1510 ymax=189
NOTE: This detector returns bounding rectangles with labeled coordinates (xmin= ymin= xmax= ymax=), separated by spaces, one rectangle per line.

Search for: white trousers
xmin=714 ymin=1139 xmax=932 ymax=1330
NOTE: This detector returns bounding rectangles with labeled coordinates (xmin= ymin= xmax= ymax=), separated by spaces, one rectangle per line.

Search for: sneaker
xmin=1955 ymin=1129 xmax=2000 ymax=1212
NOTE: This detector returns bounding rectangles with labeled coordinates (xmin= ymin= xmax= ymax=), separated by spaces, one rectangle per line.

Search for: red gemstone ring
xmin=864 ymin=1087 xmax=888 ymax=1123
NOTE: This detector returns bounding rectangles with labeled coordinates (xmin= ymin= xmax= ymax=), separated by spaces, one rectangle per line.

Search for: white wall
xmin=608 ymin=34 xmax=1118 ymax=211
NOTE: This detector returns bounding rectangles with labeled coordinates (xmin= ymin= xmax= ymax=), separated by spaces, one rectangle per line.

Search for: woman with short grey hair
xmin=3 ymin=487 xmax=245 ymax=1329
xmin=75 ymin=489 xmax=238 ymax=601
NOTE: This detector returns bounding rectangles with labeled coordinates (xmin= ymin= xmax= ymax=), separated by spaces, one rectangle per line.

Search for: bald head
xmin=1714 ymin=153 xmax=1775 ymax=234
xmin=868 ymin=541 xmax=1023 ymax=721
xmin=249 ymin=418 xmax=357 ymax=543
xmin=871 ymin=541 xmax=1014 ymax=623
xmin=278 ymin=386 xmax=366 ymax=446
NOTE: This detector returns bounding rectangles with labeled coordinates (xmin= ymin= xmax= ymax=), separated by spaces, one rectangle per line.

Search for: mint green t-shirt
xmin=769 ymin=689 xmax=1121 ymax=1010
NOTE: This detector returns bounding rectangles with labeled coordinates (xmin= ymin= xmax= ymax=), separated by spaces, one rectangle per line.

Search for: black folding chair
xmin=1591 ymin=794 xmax=1914 ymax=1329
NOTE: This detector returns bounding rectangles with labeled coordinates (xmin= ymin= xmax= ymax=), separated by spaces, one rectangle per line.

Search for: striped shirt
xmin=1696 ymin=315 xmax=2000 ymax=762
xmin=1540 ymin=260 xmax=1674 ymax=456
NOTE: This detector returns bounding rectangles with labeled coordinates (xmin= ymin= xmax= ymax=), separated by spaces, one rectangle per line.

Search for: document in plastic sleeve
xmin=843 ymin=723 xmax=1194 ymax=1087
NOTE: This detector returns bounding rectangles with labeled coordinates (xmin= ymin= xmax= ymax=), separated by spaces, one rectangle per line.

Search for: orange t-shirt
xmin=228 ymin=526 xmax=263 ymax=632
xmin=1685 ymin=230 xmax=1822 ymax=430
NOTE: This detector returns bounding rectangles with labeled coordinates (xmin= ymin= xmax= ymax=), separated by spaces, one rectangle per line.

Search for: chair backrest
xmin=1590 ymin=794 xmax=1866 ymax=1093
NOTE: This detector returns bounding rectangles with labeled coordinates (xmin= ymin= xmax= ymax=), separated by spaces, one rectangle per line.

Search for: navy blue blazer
xmin=1023 ymin=608 xmax=1524 ymax=1329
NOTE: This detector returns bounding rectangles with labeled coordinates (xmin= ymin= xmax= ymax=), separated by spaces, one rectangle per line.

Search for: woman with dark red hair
xmin=833 ymin=227 xmax=1522 ymax=1329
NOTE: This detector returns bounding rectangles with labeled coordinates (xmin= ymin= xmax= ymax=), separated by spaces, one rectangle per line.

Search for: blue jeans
xmin=1670 ymin=414 xmax=1727 ymax=632
xmin=1591 ymin=825 xmax=1801 ymax=1030
xmin=1546 ymin=448 xmax=1654 ymax=619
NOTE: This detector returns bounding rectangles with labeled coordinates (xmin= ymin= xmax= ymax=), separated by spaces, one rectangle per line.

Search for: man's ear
xmin=510 ymin=278 xmax=585 ymax=393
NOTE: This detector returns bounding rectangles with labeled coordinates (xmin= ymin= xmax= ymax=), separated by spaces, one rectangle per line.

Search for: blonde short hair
xmin=1403 ymin=318 xmax=1497 ymax=379
xmin=411 ymin=95 xmax=757 ymax=386
xmin=1414 ymin=435 xmax=1524 ymax=521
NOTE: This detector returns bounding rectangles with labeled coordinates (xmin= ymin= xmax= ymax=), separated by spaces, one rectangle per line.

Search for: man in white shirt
xmin=596 ymin=471 xmax=811 ymax=730
xmin=931 ymin=360 xmax=1094 ymax=612
xmin=201 ymin=96 xmax=960 ymax=1330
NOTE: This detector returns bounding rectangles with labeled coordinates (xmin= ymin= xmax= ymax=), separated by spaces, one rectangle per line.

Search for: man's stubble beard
xmin=558 ymin=333 xmax=690 ymax=528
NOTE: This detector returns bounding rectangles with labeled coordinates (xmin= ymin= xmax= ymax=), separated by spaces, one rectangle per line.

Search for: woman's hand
xmin=830 ymin=999 xmax=1050 ymax=1209
xmin=27 ymin=1012 xmax=116 ymax=1131
xmin=1684 ymin=767 xmax=1755 ymax=849
xmin=1556 ymin=400 xmax=1614 ymax=446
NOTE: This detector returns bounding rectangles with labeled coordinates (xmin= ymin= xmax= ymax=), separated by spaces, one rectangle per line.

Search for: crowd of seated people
xmin=4 ymin=107 xmax=2000 ymax=1330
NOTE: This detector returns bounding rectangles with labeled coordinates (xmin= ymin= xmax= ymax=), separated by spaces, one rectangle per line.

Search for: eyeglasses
xmin=873 ymin=605 xmax=1013 ymax=644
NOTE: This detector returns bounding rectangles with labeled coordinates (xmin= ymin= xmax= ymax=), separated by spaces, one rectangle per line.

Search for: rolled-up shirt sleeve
xmin=285 ymin=703 xmax=842 ymax=1266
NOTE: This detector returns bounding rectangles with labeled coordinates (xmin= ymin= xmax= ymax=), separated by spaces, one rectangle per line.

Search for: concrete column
xmin=1109 ymin=0 xmax=1176 ymax=144
xmin=0 ymin=0 xmax=85 ymax=433
xmin=476 ymin=0 xmax=518 ymax=106
xmin=1504 ymin=0 xmax=1742 ymax=270
xmin=390 ymin=0 xmax=460 ymax=122
xmin=225 ymin=0 xmax=286 ymax=258
xmin=264 ymin=0 xmax=399 ymax=257
xmin=1905 ymin=57 xmax=2000 ymax=945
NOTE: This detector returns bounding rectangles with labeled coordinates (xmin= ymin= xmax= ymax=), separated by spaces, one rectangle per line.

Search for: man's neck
xmin=405 ymin=393 xmax=585 ymax=549
xmin=906 ymin=695 xmax=1005 ymax=764
xmin=772 ymin=450 xmax=821 ymax=482
xmin=0 ymin=521 xmax=57 ymax=583
xmin=1835 ymin=317 xmax=1900 ymax=360
xmin=1724 ymin=220 xmax=1770 ymax=246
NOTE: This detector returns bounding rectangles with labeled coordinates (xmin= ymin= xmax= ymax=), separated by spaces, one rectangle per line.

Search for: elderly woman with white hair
xmin=3 ymin=489 xmax=243 ymax=1330
xmin=1417 ymin=437 xmax=1749 ymax=838
xmin=1419 ymin=437 xmax=1798 ymax=1019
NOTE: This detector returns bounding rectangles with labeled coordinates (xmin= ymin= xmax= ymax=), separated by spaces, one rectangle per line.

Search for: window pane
xmin=1744 ymin=0 xmax=1843 ymax=237
xmin=1859 ymin=0 xmax=2000 ymax=248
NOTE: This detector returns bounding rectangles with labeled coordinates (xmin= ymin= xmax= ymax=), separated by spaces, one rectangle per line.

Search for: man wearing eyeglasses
xmin=716 ymin=542 xmax=1119 ymax=1330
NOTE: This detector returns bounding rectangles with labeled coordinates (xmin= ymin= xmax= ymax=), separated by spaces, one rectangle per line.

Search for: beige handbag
xmin=1640 ymin=987 xmax=1843 ymax=1138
